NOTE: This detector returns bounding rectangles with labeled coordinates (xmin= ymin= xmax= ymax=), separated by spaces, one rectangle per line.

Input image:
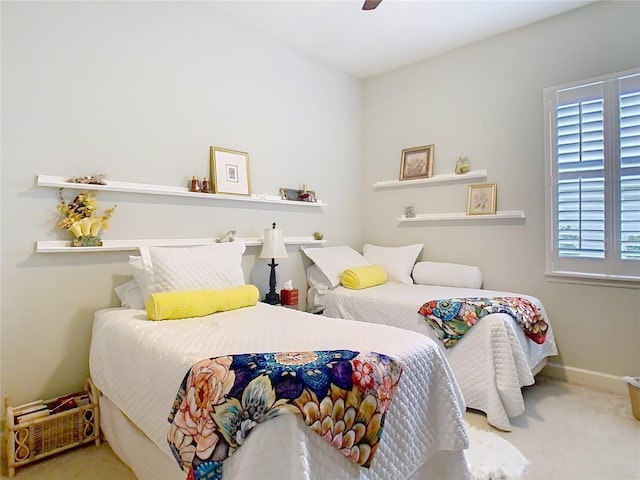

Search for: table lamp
xmin=259 ymin=222 xmax=288 ymax=304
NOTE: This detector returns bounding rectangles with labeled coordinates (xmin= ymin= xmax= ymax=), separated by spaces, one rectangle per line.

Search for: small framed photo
xmin=210 ymin=146 xmax=251 ymax=196
xmin=279 ymin=187 xmax=317 ymax=202
xmin=467 ymin=183 xmax=497 ymax=215
xmin=399 ymin=144 xmax=434 ymax=181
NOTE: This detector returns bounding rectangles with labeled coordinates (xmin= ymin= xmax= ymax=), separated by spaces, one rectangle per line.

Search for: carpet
xmin=465 ymin=423 xmax=530 ymax=480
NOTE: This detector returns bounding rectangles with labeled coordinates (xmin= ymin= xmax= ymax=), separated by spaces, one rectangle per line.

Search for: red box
xmin=280 ymin=288 xmax=299 ymax=306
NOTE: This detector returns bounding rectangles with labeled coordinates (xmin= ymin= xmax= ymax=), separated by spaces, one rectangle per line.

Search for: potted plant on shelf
xmin=57 ymin=190 xmax=116 ymax=247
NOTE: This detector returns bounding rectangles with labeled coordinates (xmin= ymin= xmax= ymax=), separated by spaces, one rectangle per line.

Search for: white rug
xmin=466 ymin=423 xmax=530 ymax=480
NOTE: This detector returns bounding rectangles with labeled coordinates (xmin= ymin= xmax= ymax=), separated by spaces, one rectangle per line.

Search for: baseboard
xmin=540 ymin=362 xmax=628 ymax=396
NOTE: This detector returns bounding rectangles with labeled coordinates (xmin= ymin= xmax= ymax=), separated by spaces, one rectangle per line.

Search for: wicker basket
xmin=4 ymin=378 xmax=101 ymax=477
xmin=628 ymin=382 xmax=640 ymax=421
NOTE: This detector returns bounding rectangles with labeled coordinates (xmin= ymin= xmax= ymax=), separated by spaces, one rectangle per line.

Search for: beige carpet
xmin=2 ymin=377 xmax=639 ymax=479
xmin=465 ymin=423 xmax=529 ymax=480
xmin=465 ymin=376 xmax=640 ymax=480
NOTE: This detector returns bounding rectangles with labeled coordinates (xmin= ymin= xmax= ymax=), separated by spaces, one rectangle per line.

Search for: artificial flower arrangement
xmin=57 ymin=190 xmax=116 ymax=247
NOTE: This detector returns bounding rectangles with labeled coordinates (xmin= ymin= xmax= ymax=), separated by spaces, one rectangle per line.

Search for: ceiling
xmin=209 ymin=0 xmax=596 ymax=78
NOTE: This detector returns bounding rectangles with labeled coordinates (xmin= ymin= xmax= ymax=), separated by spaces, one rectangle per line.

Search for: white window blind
xmin=619 ymin=77 xmax=640 ymax=261
xmin=556 ymin=97 xmax=605 ymax=259
xmin=545 ymin=69 xmax=640 ymax=286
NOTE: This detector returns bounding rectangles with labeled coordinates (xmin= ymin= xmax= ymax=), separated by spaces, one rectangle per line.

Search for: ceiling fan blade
xmin=362 ymin=0 xmax=382 ymax=11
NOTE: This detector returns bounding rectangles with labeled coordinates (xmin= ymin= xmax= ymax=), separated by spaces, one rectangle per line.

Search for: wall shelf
xmin=35 ymin=236 xmax=326 ymax=253
xmin=373 ymin=170 xmax=487 ymax=190
xmin=397 ymin=210 xmax=525 ymax=223
xmin=37 ymin=175 xmax=327 ymax=207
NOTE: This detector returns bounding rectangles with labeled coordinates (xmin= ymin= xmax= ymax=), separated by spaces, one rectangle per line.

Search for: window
xmin=544 ymin=69 xmax=640 ymax=287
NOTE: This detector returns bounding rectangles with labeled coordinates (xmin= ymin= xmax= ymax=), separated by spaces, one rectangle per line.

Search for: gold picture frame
xmin=399 ymin=144 xmax=434 ymax=181
xmin=210 ymin=146 xmax=251 ymax=196
xmin=467 ymin=183 xmax=497 ymax=215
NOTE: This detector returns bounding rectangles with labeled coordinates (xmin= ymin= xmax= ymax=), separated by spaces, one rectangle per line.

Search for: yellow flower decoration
xmin=57 ymin=189 xmax=116 ymax=246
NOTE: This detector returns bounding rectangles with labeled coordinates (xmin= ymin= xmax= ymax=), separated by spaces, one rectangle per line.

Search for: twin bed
xmin=89 ymin=242 xmax=471 ymax=480
xmin=304 ymin=244 xmax=558 ymax=431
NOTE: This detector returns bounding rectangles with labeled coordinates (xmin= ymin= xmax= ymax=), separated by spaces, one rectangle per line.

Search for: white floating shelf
xmin=397 ymin=210 xmax=526 ymax=223
xmin=37 ymin=175 xmax=327 ymax=207
xmin=36 ymin=236 xmax=326 ymax=253
xmin=373 ymin=170 xmax=487 ymax=190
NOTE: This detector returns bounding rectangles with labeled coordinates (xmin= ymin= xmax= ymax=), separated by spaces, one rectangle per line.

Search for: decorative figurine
xmin=404 ymin=206 xmax=416 ymax=218
xmin=455 ymin=155 xmax=470 ymax=174
xmin=216 ymin=230 xmax=236 ymax=243
xmin=299 ymin=184 xmax=312 ymax=201
xmin=201 ymin=177 xmax=211 ymax=193
xmin=66 ymin=174 xmax=107 ymax=185
xmin=190 ymin=176 xmax=201 ymax=192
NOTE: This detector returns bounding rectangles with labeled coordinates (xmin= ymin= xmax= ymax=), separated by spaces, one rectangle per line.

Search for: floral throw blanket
xmin=167 ymin=350 xmax=403 ymax=480
xmin=418 ymin=296 xmax=548 ymax=349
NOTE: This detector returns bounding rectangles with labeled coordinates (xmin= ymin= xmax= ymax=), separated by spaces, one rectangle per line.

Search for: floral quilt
xmin=418 ymin=296 xmax=548 ymax=349
xmin=167 ymin=350 xmax=403 ymax=480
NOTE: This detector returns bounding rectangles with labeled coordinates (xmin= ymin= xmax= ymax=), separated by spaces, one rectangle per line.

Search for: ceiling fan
xmin=362 ymin=0 xmax=383 ymax=11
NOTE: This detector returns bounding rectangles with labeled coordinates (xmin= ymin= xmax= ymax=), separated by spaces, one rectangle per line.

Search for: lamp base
xmin=263 ymin=292 xmax=281 ymax=305
xmin=263 ymin=258 xmax=281 ymax=305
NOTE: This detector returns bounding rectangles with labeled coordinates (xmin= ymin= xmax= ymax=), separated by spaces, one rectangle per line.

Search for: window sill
xmin=545 ymin=271 xmax=640 ymax=289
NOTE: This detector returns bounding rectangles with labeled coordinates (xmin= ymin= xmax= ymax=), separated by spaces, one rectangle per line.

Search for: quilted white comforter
xmin=315 ymin=283 xmax=558 ymax=431
xmin=89 ymin=302 xmax=470 ymax=480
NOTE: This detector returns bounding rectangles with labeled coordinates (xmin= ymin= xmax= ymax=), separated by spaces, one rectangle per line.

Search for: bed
xmin=303 ymin=245 xmax=558 ymax=431
xmin=88 ymin=242 xmax=471 ymax=480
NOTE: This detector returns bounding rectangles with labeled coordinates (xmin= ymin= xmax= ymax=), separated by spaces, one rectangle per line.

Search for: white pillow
xmin=301 ymin=246 xmax=371 ymax=288
xmin=135 ymin=242 xmax=246 ymax=302
xmin=306 ymin=264 xmax=332 ymax=292
xmin=129 ymin=255 xmax=152 ymax=303
xmin=362 ymin=244 xmax=423 ymax=285
xmin=114 ymin=278 xmax=145 ymax=310
xmin=412 ymin=261 xmax=483 ymax=289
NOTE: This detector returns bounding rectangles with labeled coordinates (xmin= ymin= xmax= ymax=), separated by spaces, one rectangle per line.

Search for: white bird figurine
xmin=216 ymin=230 xmax=236 ymax=243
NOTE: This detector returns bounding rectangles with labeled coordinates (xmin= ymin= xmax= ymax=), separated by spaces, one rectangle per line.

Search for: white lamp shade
xmin=259 ymin=228 xmax=288 ymax=259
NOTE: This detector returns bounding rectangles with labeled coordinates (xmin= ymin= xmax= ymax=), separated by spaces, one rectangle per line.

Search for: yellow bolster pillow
xmin=341 ymin=265 xmax=387 ymax=290
xmin=146 ymin=285 xmax=260 ymax=321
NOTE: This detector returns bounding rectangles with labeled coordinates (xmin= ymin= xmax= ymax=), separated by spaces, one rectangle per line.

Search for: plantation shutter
xmin=619 ymin=74 xmax=640 ymax=261
xmin=545 ymin=69 xmax=640 ymax=284
xmin=555 ymin=83 xmax=605 ymax=259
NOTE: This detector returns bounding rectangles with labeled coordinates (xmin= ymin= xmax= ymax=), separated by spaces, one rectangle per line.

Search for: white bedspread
xmin=89 ymin=302 xmax=470 ymax=480
xmin=314 ymin=283 xmax=558 ymax=431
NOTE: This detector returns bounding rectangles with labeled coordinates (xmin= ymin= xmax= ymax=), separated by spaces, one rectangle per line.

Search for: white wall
xmin=1 ymin=1 xmax=363 ymax=405
xmin=362 ymin=1 xmax=640 ymax=381
xmin=2 ymin=0 xmax=638 ymax=411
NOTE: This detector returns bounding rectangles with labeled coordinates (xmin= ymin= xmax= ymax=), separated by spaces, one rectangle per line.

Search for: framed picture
xmin=279 ymin=187 xmax=317 ymax=202
xmin=467 ymin=183 xmax=497 ymax=215
xmin=399 ymin=144 xmax=434 ymax=181
xmin=210 ymin=146 xmax=251 ymax=196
